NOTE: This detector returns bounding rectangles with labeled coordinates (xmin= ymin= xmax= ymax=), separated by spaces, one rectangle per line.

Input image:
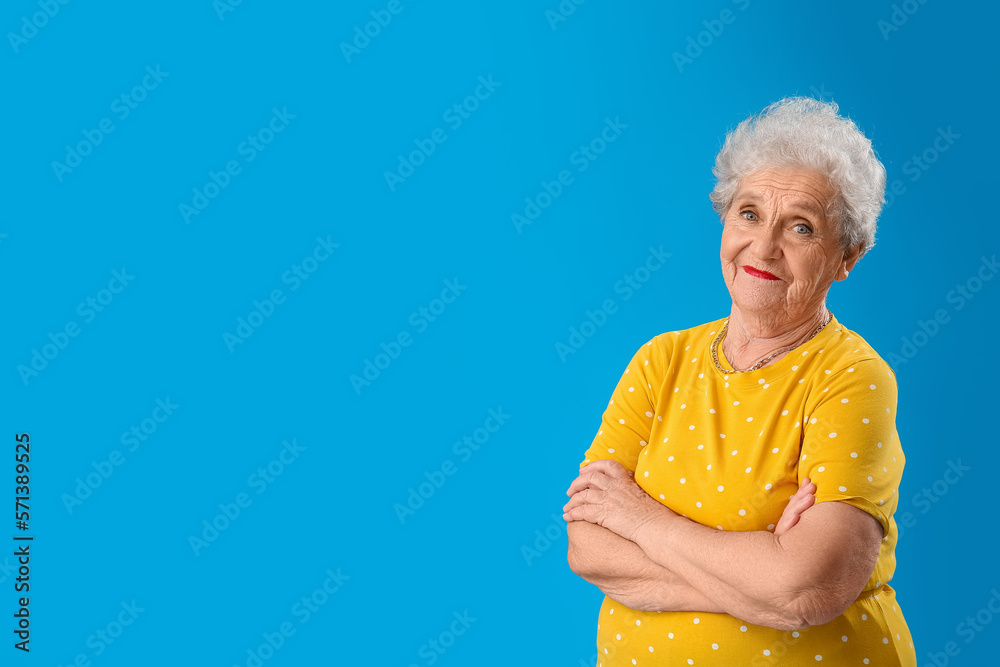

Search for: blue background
xmin=2 ymin=0 xmax=997 ymax=665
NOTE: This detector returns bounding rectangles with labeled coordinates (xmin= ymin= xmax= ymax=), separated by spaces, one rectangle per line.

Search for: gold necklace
xmin=711 ymin=310 xmax=832 ymax=373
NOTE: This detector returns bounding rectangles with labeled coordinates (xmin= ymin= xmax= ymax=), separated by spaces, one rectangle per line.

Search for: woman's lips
xmin=742 ymin=265 xmax=780 ymax=280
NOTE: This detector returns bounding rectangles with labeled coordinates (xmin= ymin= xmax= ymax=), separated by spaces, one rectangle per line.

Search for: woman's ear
xmin=836 ymin=243 xmax=865 ymax=281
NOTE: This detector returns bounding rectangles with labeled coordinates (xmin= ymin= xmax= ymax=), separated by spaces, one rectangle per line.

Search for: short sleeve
xmin=578 ymin=335 xmax=667 ymax=473
xmin=798 ymin=358 xmax=904 ymax=536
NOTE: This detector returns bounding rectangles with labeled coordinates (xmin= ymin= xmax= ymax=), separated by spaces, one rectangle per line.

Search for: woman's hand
xmin=563 ymin=460 xmax=671 ymax=542
xmin=774 ymin=477 xmax=816 ymax=536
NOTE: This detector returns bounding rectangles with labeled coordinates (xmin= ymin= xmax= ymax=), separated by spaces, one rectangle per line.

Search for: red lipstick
xmin=743 ymin=265 xmax=780 ymax=280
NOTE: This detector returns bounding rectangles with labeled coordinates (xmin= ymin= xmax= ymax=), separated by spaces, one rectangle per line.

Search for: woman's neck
xmin=722 ymin=307 xmax=830 ymax=371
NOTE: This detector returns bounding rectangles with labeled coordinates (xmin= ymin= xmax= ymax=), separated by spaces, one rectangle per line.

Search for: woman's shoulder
xmin=820 ymin=316 xmax=897 ymax=378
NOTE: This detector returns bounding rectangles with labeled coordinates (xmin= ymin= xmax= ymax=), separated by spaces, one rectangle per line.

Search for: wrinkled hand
xmin=563 ymin=460 xmax=669 ymax=542
xmin=774 ymin=477 xmax=816 ymax=536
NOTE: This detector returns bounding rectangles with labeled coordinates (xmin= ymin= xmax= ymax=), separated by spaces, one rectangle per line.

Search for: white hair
xmin=709 ymin=97 xmax=887 ymax=257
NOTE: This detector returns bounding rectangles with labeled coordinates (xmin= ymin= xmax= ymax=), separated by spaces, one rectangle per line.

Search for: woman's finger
xmin=566 ymin=469 xmax=613 ymax=496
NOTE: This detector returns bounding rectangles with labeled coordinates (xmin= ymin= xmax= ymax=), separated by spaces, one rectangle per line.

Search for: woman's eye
xmin=794 ymin=224 xmax=812 ymax=234
xmin=740 ymin=210 xmax=757 ymax=221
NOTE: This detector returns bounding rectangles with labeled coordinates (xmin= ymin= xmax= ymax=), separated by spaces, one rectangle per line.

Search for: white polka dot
xmin=825 ymin=369 xmax=831 ymax=374
xmin=619 ymin=419 xmax=625 ymax=424
xmin=667 ymin=455 xmax=674 ymax=461
xmin=697 ymin=444 xmax=704 ymax=449
xmin=689 ymin=425 xmax=695 ymax=430
xmin=644 ymin=471 xmax=649 ymax=477
xmin=719 ymin=434 xmax=726 ymax=439
xmin=740 ymin=626 xmax=747 ymax=632
xmin=867 ymin=476 xmax=873 ymax=482
xmin=877 ymin=442 xmax=883 ymax=448
xmin=764 ymin=483 xmax=772 ymax=490
xmin=707 ymin=464 xmax=712 ymax=470
xmin=862 ymin=418 xmax=869 ymax=424
xmin=681 ymin=404 xmax=687 ymax=409
xmin=659 ymin=494 xmax=665 ymax=499
xmin=632 ymin=659 xmax=637 ymax=665
xmin=687 ymin=660 xmax=693 ymax=666
xmin=645 ymin=411 xmax=653 ymax=417
xmin=815 ymin=655 xmax=823 ymax=661
xmin=870 ymin=384 xmax=877 ymax=390
xmin=772 ymin=447 xmax=779 ymax=453
xmin=829 ymin=432 xmax=837 ymax=438
xmin=732 ymin=449 xmax=739 ymax=455
xmin=758 ymin=379 xmax=765 ymax=384
xmin=680 ymin=477 xmax=687 ymax=484
xmin=734 ymin=400 xmax=740 ymax=406
xmin=767 ymin=524 xmax=775 ymax=530
xmin=839 ymin=486 xmax=847 ymax=492
xmin=746 ymin=417 xmax=753 ymax=422
xmin=712 ymin=643 xmax=719 ymax=650
xmin=610 ymin=608 xmax=614 ymax=614
xmin=810 ymin=417 xmax=817 ymax=424
xmin=717 ymin=485 xmax=725 ymax=492
xmin=850 ymin=452 xmax=858 ymax=458
xmin=649 ymin=646 xmax=654 ymax=652
xmin=842 ymin=636 xmax=848 ymax=642
xmin=739 ymin=509 xmax=746 ymax=516
xmin=636 ymin=620 xmax=641 ymax=626
xmin=628 ymin=387 xmax=634 ymax=392
xmin=864 ymin=660 xmax=869 ymax=665
xmin=608 ymin=448 xmax=615 ymax=453
xmin=709 ymin=408 xmax=716 ymax=413
xmin=763 ymin=650 xmax=771 ymax=656
xmin=668 ymin=632 xmax=674 ymax=639
xmin=818 ymin=466 xmax=825 ymax=472
xmin=617 ymin=633 xmax=622 ymax=640
xmin=696 ymin=501 xmax=702 ymax=508
xmin=781 ymin=410 xmax=788 ymax=415
xmin=792 ymin=632 xmax=799 ymax=637
xmin=862 ymin=614 xmax=867 ymax=620
xmin=882 ymin=638 xmax=889 ymax=644
xmin=693 ymin=617 xmax=700 ymax=624
xmin=841 ymin=398 xmax=849 ymax=403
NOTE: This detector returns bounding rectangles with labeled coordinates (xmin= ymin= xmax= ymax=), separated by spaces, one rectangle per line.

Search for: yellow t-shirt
xmin=578 ymin=313 xmax=916 ymax=666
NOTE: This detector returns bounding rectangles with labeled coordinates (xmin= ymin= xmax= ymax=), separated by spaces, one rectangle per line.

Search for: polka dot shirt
xmin=578 ymin=314 xmax=916 ymax=666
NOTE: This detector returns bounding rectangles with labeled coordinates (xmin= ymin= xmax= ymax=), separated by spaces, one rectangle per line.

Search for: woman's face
xmin=720 ymin=167 xmax=857 ymax=325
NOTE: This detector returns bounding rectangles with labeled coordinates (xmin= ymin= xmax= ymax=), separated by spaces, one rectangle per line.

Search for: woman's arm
xmin=566 ymin=464 xmax=819 ymax=615
xmin=567 ymin=520 xmax=726 ymax=612
xmin=564 ymin=460 xmax=882 ymax=630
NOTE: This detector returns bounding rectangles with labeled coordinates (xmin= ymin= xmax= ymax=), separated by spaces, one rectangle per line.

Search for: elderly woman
xmin=563 ymin=97 xmax=916 ymax=666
